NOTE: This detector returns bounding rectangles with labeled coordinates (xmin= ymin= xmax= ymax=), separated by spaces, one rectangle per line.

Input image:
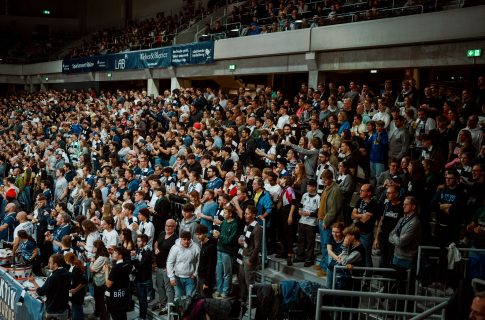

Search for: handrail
xmin=315 ymin=288 xmax=450 ymax=320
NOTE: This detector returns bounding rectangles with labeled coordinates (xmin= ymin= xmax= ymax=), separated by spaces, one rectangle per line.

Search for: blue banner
xmin=0 ymin=268 xmax=43 ymax=320
xmin=62 ymin=42 xmax=214 ymax=73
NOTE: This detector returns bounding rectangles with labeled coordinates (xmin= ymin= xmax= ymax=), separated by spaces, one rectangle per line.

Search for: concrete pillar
xmin=308 ymin=70 xmax=320 ymax=90
xmin=40 ymin=83 xmax=47 ymax=91
xmin=147 ymin=78 xmax=160 ymax=97
xmin=171 ymin=77 xmax=181 ymax=92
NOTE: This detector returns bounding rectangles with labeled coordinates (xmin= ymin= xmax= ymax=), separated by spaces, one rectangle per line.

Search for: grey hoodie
xmin=166 ymin=238 xmax=200 ymax=280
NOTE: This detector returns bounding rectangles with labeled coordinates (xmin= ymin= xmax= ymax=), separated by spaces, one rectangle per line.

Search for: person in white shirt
xmin=101 ymin=216 xmax=119 ymax=251
xmin=276 ymin=105 xmax=290 ymax=129
xmin=372 ymin=99 xmax=391 ymax=129
xmin=79 ymin=220 xmax=101 ymax=260
xmin=12 ymin=211 xmax=34 ymax=255
xmin=133 ymin=208 xmax=155 ymax=249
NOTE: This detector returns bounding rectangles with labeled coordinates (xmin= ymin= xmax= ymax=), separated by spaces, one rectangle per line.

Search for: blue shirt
xmin=53 ymin=224 xmax=71 ymax=253
xmin=133 ymin=201 xmax=148 ymax=218
xmin=20 ymin=238 xmax=39 ymax=261
xmin=201 ymin=201 xmax=218 ymax=234
xmin=0 ymin=213 xmax=16 ymax=242
xmin=206 ymin=177 xmax=223 ymax=190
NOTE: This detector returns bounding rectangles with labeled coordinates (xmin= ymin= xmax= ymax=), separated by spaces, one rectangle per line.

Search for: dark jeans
xmin=94 ymin=284 xmax=107 ymax=320
xmin=297 ymin=223 xmax=316 ymax=262
xmin=136 ymin=280 xmax=153 ymax=319
xmin=378 ymin=233 xmax=394 ymax=268
xmin=280 ymin=205 xmax=297 ymax=255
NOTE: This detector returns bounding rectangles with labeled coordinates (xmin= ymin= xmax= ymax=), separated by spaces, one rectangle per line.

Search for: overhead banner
xmin=62 ymin=42 xmax=214 ymax=73
xmin=0 ymin=268 xmax=44 ymax=320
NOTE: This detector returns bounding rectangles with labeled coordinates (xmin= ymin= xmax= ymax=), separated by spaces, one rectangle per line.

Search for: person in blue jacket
xmin=251 ymin=177 xmax=273 ymax=258
xmin=365 ymin=120 xmax=389 ymax=181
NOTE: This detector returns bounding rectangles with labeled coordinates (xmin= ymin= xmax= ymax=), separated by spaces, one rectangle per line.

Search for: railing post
xmin=261 ymin=218 xmax=266 ymax=284
xmin=316 ymin=288 xmax=323 ymax=320
xmin=248 ymin=284 xmax=253 ymax=319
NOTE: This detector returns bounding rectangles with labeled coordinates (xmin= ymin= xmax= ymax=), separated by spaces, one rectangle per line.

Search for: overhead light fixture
xmin=370 ymin=69 xmax=377 ymax=74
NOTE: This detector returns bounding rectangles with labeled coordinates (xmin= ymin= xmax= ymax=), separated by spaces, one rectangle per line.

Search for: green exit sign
xmin=42 ymin=9 xmax=51 ymax=15
xmin=467 ymin=49 xmax=482 ymax=57
xmin=228 ymin=64 xmax=236 ymax=71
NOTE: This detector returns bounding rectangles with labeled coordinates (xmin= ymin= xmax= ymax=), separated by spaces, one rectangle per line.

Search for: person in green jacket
xmin=212 ymin=206 xmax=238 ymax=299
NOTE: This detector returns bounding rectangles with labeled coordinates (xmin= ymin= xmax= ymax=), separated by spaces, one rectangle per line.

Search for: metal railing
xmin=315 ymin=288 xmax=450 ymax=320
xmin=415 ymin=246 xmax=485 ymax=299
xmin=332 ymin=265 xmax=410 ymax=292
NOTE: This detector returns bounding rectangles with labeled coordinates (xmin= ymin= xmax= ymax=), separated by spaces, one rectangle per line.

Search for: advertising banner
xmin=62 ymin=42 xmax=214 ymax=73
xmin=0 ymin=268 xmax=43 ymax=320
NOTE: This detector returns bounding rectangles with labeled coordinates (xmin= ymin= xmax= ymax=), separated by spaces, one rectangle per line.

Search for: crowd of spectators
xmin=67 ymin=1 xmax=217 ymax=59
xmin=0 ymin=75 xmax=484 ymax=319
xmin=204 ymin=0 xmax=483 ymax=38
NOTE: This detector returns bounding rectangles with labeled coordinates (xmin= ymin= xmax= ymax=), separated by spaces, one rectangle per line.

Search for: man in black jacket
xmin=133 ymin=234 xmax=152 ymax=320
xmin=195 ymin=224 xmax=217 ymax=298
xmin=153 ymin=219 xmax=178 ymax=315
xmin=29 ymin=253 xmax=70 ymax=319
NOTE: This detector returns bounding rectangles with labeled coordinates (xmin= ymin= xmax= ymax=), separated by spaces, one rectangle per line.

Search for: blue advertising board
xmin=0 ymin=268 xmax=43 ymax=320
xmin=62 ymin=42 xmax=214 ymax=73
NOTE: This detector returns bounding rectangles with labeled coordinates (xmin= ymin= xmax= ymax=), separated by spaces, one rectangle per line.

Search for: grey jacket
xmin=388 ymin=215 xmax=421 ymax=261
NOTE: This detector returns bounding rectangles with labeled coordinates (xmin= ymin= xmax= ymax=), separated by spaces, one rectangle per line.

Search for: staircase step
xmin=256 ymin=254 xmax=326 ymax=285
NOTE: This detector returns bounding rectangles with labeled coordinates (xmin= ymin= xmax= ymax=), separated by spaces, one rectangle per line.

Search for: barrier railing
xmin=415 ymin=246 xmax=485 ymax=299
xmin=315 ymin=288 xmax=450 ymax=320
xmin=332 ymin=265 xmax=410 ymax=292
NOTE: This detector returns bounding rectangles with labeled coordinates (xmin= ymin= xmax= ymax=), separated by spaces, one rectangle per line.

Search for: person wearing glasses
xmin=351 ymin=184 xmax=378 ymax=268
xmin=430 ymin=168 xmax=466 ymax=247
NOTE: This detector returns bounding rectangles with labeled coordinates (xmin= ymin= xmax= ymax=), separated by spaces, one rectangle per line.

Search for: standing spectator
xmin=90 ymin=240 xmax=110 ymax=320
xmin=366 ymin=120 xmax=389 ymax=180
xmin=133 ymin=208 xmax=155 ymax=248
xmin=153 ymin=219 xmax=178 ymax=315
xmin=430 ymin=169 xmax=467 ymax=247
xmin=373 ymin=185 xmax=404 ymax=268
xmin=180 ymin=203 xmax=198 ymax=242
xmin=237 ymin=205 xmax=262 ymax=304
xmin=104 ymin=246 xmax=132 ymax=320
xmin=213 ymin=206 xmax=238 ymax=299
xmin=317 ymin=170 xmax=343 ymax=276
xmin=251 ymin=177 xmax=273 ymax=256
xmin=284 ymin=137 xmax=321 ymax=179
xmin=351 ymin=184 xmax=378 ymax=268
xmin=195 ymin=224 xmax=217 ymax=298
xmin=132 ymin=234 xmax=153 ymax=320
xmin=167 ymin=231 xmax=200 ymax=300
xmin=295 ymin=179 xmax=321 ymax=267
xmin=198 ymin=190 xmax=218 ymax=235
xmin=101 ymin=216 xmax=119 ymax=251
xmin=28 ymin=254 xmax=70 ymax=320
xmin=64 ymin=253 xmax=87 ymax=320
xmin=54 ymin=168 xmax=68 ymax=206
xmin=389 ymin=196 xmax=421 ymax=270
xmin=277 ymin=175 xmax=297 ymax=266
xmin=388 ymin=115 xmax=410 ymax=161
xmin=327 ymin=222 xmax=345 ymax=289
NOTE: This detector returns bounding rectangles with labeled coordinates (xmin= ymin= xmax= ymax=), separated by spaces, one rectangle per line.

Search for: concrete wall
xmin=310 ymin=5 xmax=485 ymax=51
xmin=1 ymin=6 xmax=484 ymax=84
xmin=214 ymin=28 xmax=311 ymax=59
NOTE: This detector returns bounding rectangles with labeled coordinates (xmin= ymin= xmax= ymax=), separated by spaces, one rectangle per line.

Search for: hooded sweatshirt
xmin=166 ymin=238 xmax=200 ymax=280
